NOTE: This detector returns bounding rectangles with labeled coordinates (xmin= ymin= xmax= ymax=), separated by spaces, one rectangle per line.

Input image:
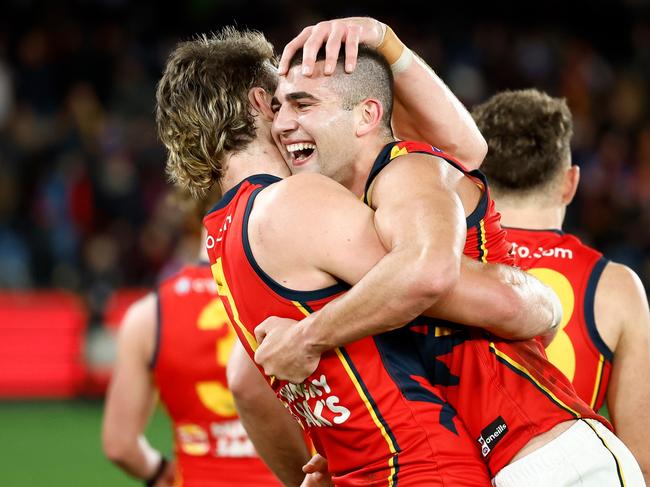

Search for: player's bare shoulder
xmin=595 ymin=261 xmax=650 ymax=351
xmin=372 ymin=152 xmax=464 ymax=199
xmin=251 ymin=173 xmax=367 ymax=243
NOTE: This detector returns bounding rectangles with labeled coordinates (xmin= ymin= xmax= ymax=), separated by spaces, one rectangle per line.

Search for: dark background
xmin=1 ymin=0 xmax=649 ymax=319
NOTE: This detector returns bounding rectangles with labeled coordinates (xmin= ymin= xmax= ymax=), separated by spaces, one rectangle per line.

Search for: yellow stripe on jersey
xmin=489 ymin=342 xmax=583 ymax=418
xmin=590 ymin=354 xmax=605 ymax=409
xmin=292 ymin=301 xmax=311 ymax=318
xmin=210 ymin=258 xmax=258 ymax=351
xmin=390 ymin=145 xmax=409 ymax=160
xmin=291 ymin=301 xmax=399 ymax=486
xmin=479 ymin=219 xmax=489 ymax=263
xmin=335 ymin=347 xmax=399 ymax=486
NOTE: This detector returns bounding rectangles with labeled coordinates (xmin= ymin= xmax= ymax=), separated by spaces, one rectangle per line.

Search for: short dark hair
xmin=288 ymin=45 xmax=394 ymax=134
xmin=472 ymin=89 xmax=573 ymax=194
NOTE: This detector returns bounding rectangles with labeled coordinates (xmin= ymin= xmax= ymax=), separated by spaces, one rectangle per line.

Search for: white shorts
xmin=492 ymin=419 xmax=645 ymax=487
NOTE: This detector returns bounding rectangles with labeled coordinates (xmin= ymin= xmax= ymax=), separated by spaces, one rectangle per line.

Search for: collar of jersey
xmin=207 ymin=174 xmax=282 ymax=214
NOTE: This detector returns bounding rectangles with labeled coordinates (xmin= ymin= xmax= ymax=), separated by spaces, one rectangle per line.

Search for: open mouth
xmin=286 ymin=142 xmax=316 ymax=166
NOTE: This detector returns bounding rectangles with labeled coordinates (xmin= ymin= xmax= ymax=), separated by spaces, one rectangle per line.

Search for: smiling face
xmin=270 ymin=62 xmax=361 ymax=184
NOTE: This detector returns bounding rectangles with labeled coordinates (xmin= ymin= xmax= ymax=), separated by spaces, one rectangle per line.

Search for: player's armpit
xmin=599 ymin=263 xmax=650 ymax=484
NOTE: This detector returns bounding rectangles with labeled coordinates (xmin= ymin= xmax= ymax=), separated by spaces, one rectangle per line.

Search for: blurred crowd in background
xmin=0 ymin=0 xmax=648 ymax=323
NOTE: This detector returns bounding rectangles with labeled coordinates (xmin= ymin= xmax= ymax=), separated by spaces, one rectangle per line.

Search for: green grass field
xmin=0 ymin=399 xmax=609 ymax=486
xmin=0 ymin=400 xmax=173 ymax=486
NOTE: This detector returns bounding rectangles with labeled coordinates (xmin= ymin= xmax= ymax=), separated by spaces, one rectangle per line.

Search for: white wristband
xmin=391 ymin=47 xmax=413 ymax=75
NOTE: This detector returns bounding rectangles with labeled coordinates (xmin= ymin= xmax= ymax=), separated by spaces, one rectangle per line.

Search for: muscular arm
xmin=227 ymin=342 xmax=310 ymax=487
xmin=253 ymin=172 xmax=558 ymax=381
xmin=277 ymin=17 xmax=487 ymax=168
xmin=300 ymin=156 xmax=557 ymax=347
xmin=102 ymin=294 xmax=170 ymax=483
xmin=597 ymin=263 xmax=650 ymax=483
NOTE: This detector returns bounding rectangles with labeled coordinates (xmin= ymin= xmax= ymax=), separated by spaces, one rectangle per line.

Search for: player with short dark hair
xmin=156 ymin=22 xmax=562 ymax=486
xmin=252 ymin=20 xmax=645 ymax=487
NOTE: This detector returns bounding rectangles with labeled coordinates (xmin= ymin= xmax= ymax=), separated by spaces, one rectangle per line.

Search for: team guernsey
xmin=204 ymin=175 xmax=493 ymax=486
xmin=505 ymin=227 xmax=612 ymax=411
xmin=153 ymin=264 xmax=279 ymax=486
xmin=364 ymin=141 xmax=609 ymax=476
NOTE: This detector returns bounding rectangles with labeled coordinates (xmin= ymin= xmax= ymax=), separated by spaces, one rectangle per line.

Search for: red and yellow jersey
xmin=153 ymin=264 xmax=280 ymax=486
xmin=364 ymin=141 xmax=609 ymax=476
xmin=204 ymin=175 xmax=492 ymax=487
xmin=505 ymin=227 xmax=612 ymax=411
xmin=364 ymin=141 xmax=514 ymax=265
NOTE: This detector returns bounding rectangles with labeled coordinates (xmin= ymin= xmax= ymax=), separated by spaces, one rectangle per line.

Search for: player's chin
xmin=289 ymin=157 xmax=320 ymax=175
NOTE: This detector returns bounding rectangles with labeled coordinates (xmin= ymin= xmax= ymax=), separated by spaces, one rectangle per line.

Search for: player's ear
xmin=248 ymin=87 xmax=274 ymax=121
xmin=561 ymin=164 xmax=580 ymax=205
xmin=355 ymin=98 xmax=383 ymax=137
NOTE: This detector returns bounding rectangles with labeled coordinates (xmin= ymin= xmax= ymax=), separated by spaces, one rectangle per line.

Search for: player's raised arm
xmin=102 ymin=294 xmax=174 ymax=486
xmin=597 ymin=263 xmax=650 ymax=484
xmin=277 ymin=17 xmax=487 ymax=168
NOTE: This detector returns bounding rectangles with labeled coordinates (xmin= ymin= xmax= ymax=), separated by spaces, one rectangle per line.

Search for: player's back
xmin=204 ymin=174 xmax=492 ymax=487
xmin=505 ymin=228 xmax=612 ymax=411
xmin=154 ymin=264 xmax=280 ymax=486
xmin=365 ymin=141 xmax=609 ymax=477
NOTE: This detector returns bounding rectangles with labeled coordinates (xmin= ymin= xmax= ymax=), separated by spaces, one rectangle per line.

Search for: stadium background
xmin=0 ymin=0 xmax=648 ymax=485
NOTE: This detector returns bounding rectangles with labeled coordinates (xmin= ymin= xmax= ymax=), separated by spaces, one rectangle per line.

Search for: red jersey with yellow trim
xmin=204 ymin=174 xmax=492 ymax=487
xmin=153 ymin=264 xmax=280 ymax=486
xmin=365 ymin=141 xmax=609 ymax=477
xmin=364 ymin=141 xmax=514 ymax=264
xmin=505 ymin=227 xmax=612 ymax=412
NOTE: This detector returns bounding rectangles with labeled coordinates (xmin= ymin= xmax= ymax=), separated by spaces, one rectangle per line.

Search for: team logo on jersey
xmin=477 ymin=416 xmax=508 ymax=457
xmin=177 ymin=423 xmax=210 ymax=455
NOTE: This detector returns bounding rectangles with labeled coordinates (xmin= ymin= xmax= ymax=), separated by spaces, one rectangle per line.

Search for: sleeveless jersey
xmin=364 ymin=141 xmax=514 ymax=265
xmin=364 ymin=141 xmax=609 ymax=476
xmin=505 ymin=227 xmax=612 ymax=411
xmin=204 ymin=175 xmax=492 ymax=487
xmin=153 ymin=264 xmax=280 ymax=486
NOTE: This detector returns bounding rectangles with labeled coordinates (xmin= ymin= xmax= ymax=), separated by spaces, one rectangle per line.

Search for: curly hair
xmin=472 ymin=89 xmax=573 ymax=194
xmin=156 ymin=27 xmax=277 ymax=197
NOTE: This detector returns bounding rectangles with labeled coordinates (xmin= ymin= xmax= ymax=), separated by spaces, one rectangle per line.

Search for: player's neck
xmin=344 ymin=136 xmax=393 ymax=198
xmin=219 ymin=139 xmax=291 ymax=194
xmin=496 ymin=201 xmax=566 ymax=231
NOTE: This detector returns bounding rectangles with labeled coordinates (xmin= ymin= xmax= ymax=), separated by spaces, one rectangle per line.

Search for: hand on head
xmin=278 ymin=17 xmax=385 ymax=76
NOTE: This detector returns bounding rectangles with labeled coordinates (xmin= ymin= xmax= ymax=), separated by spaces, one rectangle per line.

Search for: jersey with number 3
xmin=153 ymin=264 xmax=280 ymax=486
xmin=505 ymin=227 xmax=612 ymax=411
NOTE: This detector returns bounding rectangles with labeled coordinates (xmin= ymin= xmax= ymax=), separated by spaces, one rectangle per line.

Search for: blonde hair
xmin=156 ymin=27 xmax=277 ymax=197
